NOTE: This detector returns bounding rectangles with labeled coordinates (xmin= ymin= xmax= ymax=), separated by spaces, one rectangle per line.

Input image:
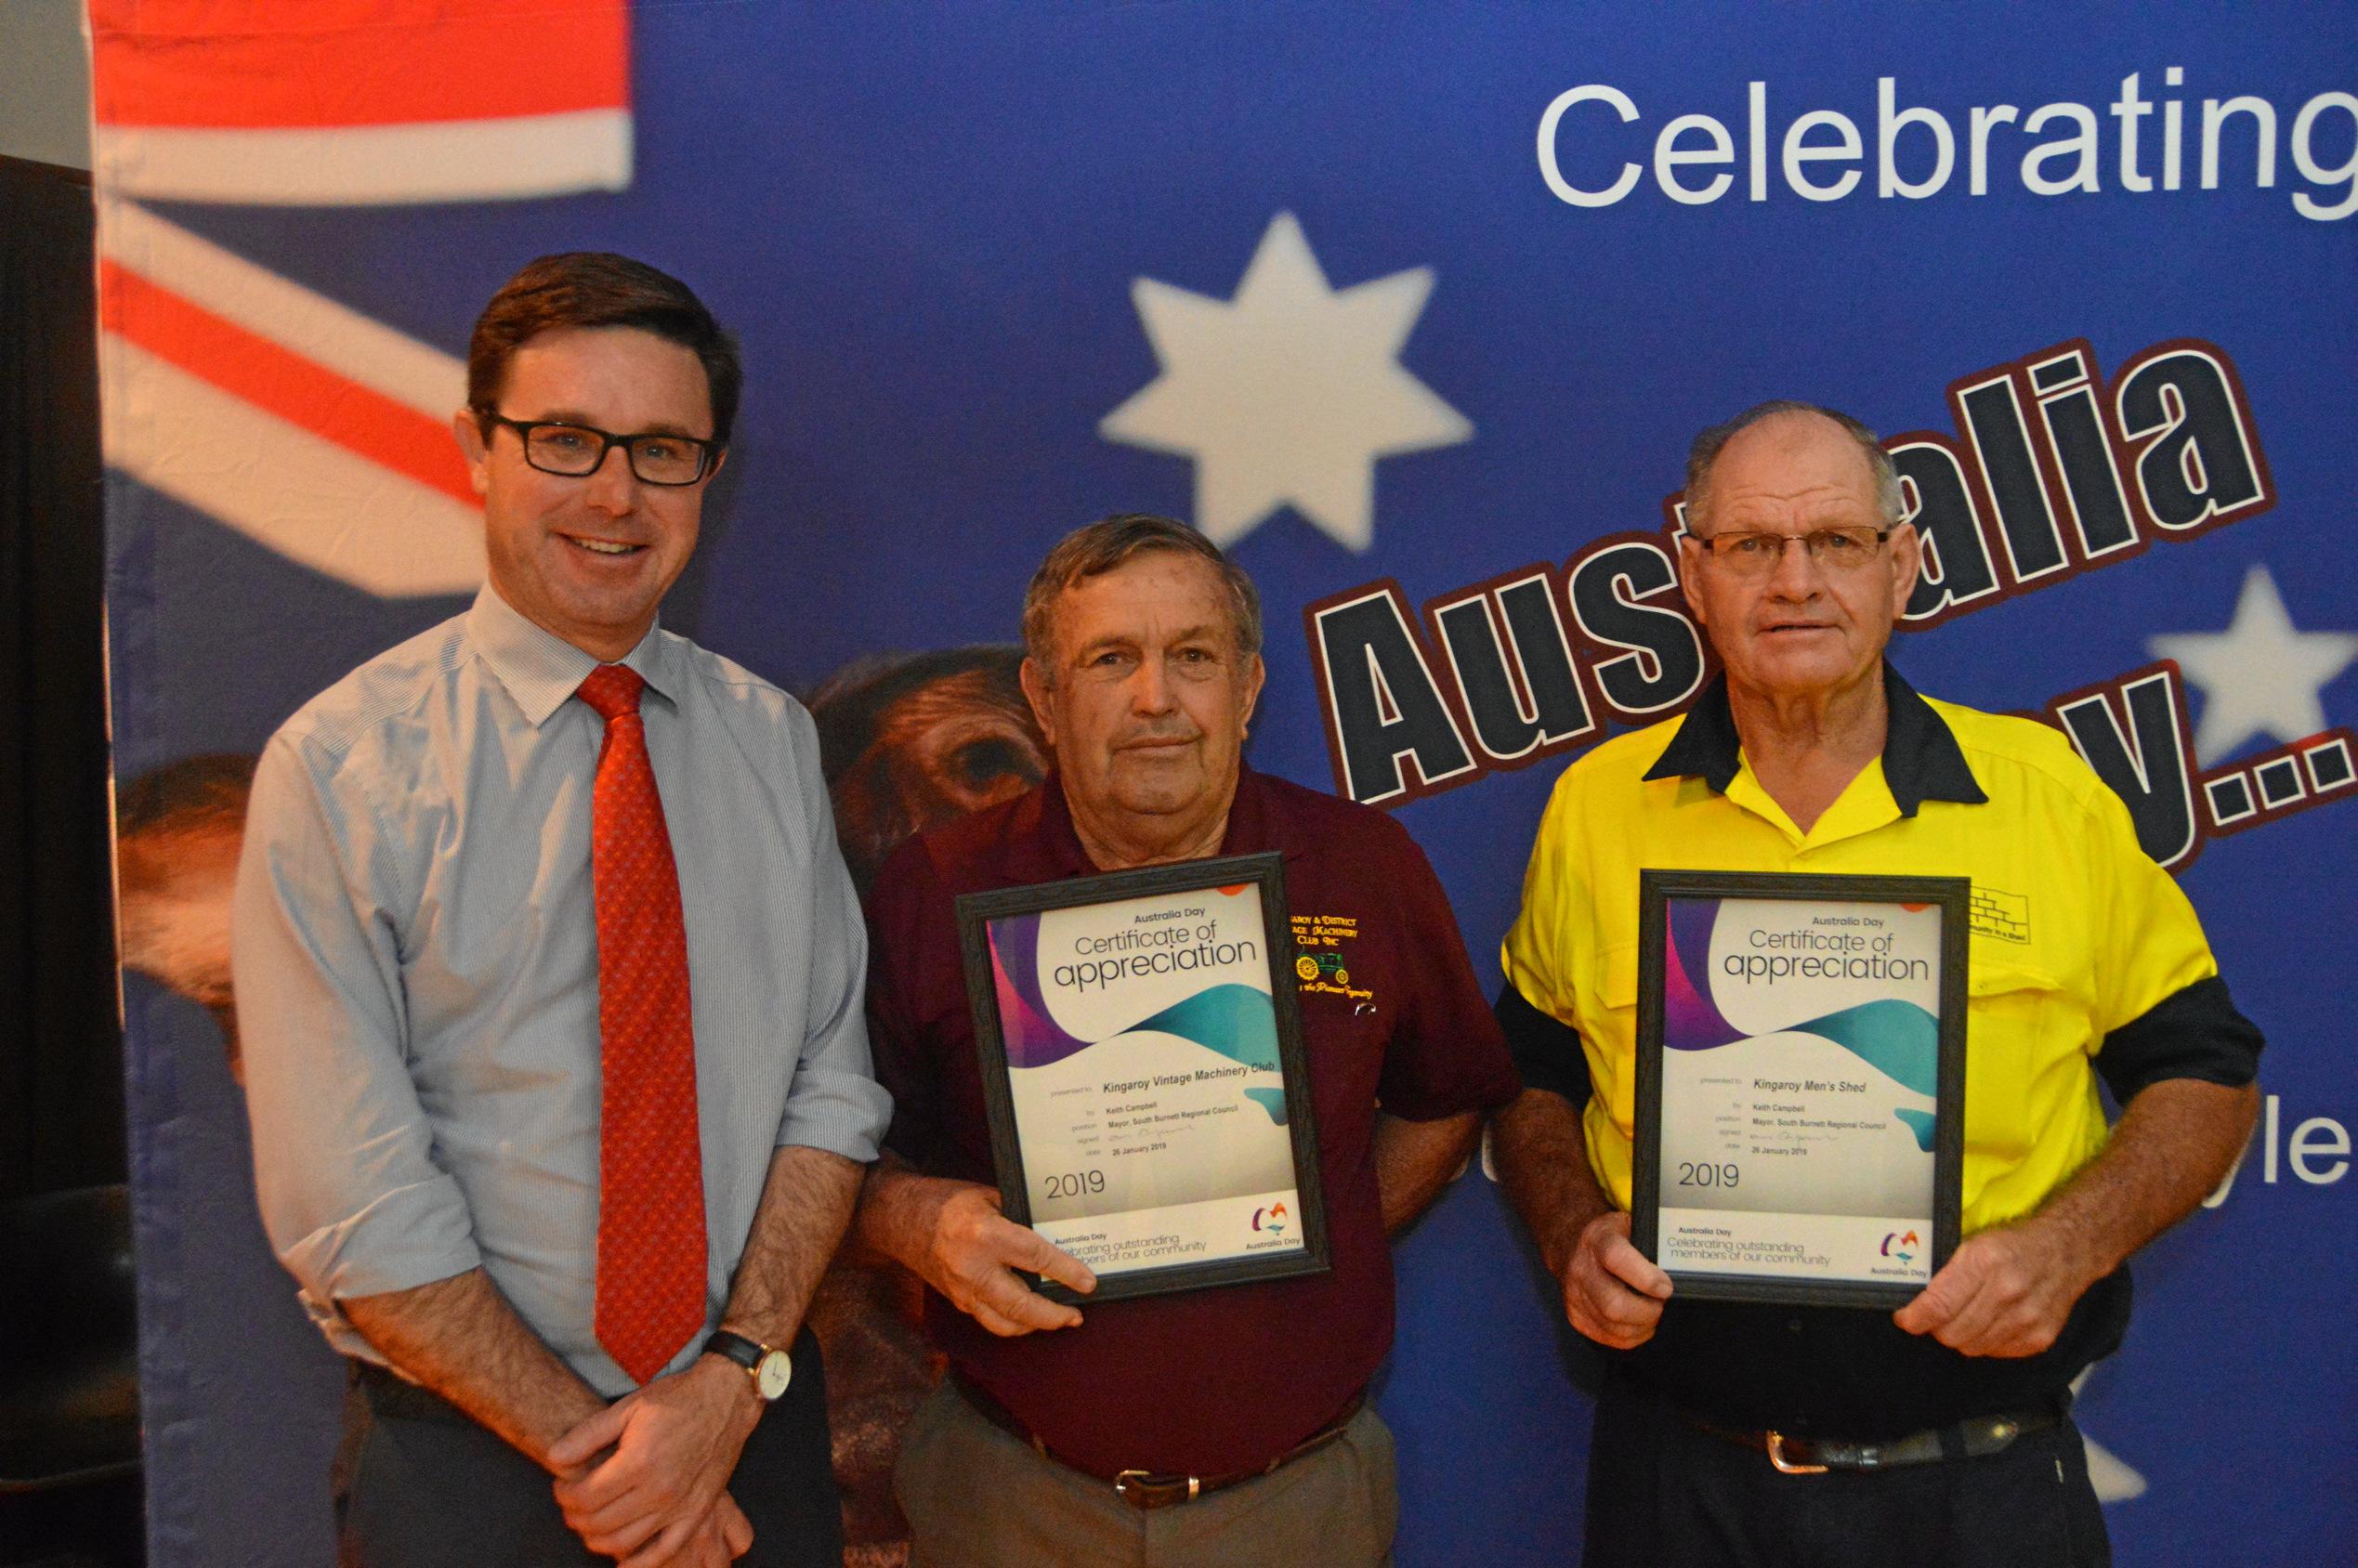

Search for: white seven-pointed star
xmin=2149 ymin=564 xmax=2358 ymax=764
xmin=1099 ymin=212 xmax=1471 ymax=552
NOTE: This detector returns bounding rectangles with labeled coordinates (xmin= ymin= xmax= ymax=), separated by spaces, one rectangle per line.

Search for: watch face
xmin=755 ymin=1349 xmax=792 ymax=1401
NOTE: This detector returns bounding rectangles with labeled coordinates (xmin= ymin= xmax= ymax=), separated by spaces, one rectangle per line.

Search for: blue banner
xmin=100 ymin=6 xmax=2353 ymax=1563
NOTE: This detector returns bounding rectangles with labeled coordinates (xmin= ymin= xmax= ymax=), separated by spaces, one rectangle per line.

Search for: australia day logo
xmin=1252 ymin=1201 xmax=1290 ymax=1237
xmin=1881 ymin=1229 xmax=1921 ymax=1266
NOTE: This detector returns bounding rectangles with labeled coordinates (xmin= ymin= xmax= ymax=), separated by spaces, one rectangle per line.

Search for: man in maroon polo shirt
xmin=853 ymin=514 xmax=1517 ymax=1565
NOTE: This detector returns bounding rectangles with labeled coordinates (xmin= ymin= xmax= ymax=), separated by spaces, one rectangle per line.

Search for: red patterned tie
xmin=576 ymin=664 xmax=707 ymax=1386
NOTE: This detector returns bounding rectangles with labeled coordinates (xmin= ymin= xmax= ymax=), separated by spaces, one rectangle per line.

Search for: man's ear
xmin=452 ymin=409 xmax=491 ymax=498
xmin=1239 ymin=653 xmax=1266 ymax=735
xmin=1886 ymin=521 xmax=1923 ymax=621
xmin=1018 ymin=657 xmax=1057 ymax=751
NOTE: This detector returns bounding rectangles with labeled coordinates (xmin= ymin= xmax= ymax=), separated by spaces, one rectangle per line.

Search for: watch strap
xmin=704 ymin=1328 xmax=792 ymax=1403
xmin=703 ymin=1328 xmax=769 ymax=1373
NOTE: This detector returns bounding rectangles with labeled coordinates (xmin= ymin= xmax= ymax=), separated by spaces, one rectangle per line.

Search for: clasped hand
xmin=548 ymin=1355 xmax=761 ymax=1566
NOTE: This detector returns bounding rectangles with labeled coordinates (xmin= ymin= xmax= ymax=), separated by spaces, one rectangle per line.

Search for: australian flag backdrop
xmin=92 ymin=4 xmax=2352 ymax=1564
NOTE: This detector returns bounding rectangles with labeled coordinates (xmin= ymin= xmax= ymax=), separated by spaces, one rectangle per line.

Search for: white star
xmin=1099 ymin=212 xmax=1472 ymax=552
xmin=2067 ymin=1371 xmax=2148 ymax=1503
xmin=2149 ymin=565 xmax=2358 ymax=764
xmin=2081 ymin=1430 xmax=2148 ymax=1504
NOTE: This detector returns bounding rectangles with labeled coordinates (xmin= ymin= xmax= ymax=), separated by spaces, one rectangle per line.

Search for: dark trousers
xmin=334 ymin=1329 xmax=843 ymax=1568
xmin=1581 ymin=1374 xmax=2111 ymax=1568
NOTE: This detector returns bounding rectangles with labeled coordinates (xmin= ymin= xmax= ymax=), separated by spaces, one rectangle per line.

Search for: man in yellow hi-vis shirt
xmin=1491 ymin=402 xmax=2263 ymax=1568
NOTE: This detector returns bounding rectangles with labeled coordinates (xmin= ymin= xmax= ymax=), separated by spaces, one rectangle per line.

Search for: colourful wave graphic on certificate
xmin=988 ymin=913 xmax=1285 ymax=1121
xmin=1664 ymin=898 xmax=1938 ymax=1149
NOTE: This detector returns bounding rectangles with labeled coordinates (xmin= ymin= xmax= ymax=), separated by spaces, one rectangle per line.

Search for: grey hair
xmin=1683 ymin=400 xmax=1905 ymax=530
xmin=1019 ymin=514 xmax=1263 ymax=682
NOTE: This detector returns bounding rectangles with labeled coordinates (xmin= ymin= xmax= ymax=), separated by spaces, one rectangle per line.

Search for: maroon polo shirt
xmin=865 ymin=764 xmax=1517 ymax=1480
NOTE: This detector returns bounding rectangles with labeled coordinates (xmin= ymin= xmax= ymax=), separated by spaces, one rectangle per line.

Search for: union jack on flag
xmin=88 ymin=0 xmax=635 ymax=596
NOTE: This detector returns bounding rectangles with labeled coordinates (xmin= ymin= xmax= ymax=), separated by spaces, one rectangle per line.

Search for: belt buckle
xmin=1764 ymin=1431 xmax=1828 ymax=1476
xmin=1112 ymin=1469 xmax=1199 ymax=1509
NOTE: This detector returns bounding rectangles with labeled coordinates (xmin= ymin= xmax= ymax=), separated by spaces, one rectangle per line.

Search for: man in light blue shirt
xmin=233 ymin=253 xmax=887 ymax=1568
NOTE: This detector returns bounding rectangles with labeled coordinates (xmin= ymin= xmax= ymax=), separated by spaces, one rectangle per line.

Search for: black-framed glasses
xmin=1690 ymin=527 xmax=1892 ymax=577
xmin=474 ymin=410 xmax=720 ymax=487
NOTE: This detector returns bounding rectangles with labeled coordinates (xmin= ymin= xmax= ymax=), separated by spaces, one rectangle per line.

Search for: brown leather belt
xmin=1681 ymin=1405 xmax=2063 ymax=1474
xmin=950 ymin=1372 xmax=1363 ymax=1509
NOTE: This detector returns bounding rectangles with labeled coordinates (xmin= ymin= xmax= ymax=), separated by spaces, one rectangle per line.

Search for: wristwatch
xmin=703 ymin=1329 xmax=793 ymax=1402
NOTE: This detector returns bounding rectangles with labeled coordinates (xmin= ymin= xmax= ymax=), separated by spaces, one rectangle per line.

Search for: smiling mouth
xmin=564 ymin=534 xmax=645 ymax=557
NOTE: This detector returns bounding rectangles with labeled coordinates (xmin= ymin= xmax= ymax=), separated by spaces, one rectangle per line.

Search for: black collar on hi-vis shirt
xmin=1643 ymin=662 xmax=1989 ymax=819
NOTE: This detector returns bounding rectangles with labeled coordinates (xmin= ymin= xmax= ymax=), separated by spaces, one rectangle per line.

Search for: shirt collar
xmin=997 ymin=763 xmax=1297 ymax=882
xmin=465 ymin=584 xmax=679 ymax=726
xmin=1642 ymin=662 xmax=1987 ymax=817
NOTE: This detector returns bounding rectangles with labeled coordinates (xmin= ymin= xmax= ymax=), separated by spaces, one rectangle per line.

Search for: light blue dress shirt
xmin=232 ymin=585 xmax=890 ymax=1395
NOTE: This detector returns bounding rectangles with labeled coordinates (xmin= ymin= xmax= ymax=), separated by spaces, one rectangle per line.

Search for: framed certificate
xmin=1631 ymin=869 xmax=1968 ymax=1309
xmin=955 ymin=852 xmax=1330 ymax=1304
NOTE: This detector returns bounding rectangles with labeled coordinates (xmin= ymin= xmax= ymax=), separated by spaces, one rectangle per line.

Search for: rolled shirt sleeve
xmin=773 ymin=705 xmax=893 ymax=1162
xmin=2082 ymin=782 xmax=2265 ymax=1100
xmin=1494 ymin=982 xmax=1592 ymax=1105
xmin=232 ymin=733 xmax=482 ymax=1328
xmin=1499 ymin=763 xmax=1606 ymax=1107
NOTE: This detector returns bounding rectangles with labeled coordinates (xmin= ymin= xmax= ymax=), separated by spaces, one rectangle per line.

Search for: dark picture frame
xmin=955 ymin=851 xmax=1330 ymax=1304
xmin=1631 ymin=869 xmax=1969 ymax=1309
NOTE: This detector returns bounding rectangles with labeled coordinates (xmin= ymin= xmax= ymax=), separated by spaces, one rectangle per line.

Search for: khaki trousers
xmin=894 ymin=1379 xmax=1397 ymax=1568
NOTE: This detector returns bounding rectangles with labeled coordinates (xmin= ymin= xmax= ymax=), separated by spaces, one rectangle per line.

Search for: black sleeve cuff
xmin=1496 ymin=982 xmax=1592 ymax=1105
xmin=2096 ymin=974 xmax=2265 ymax=1104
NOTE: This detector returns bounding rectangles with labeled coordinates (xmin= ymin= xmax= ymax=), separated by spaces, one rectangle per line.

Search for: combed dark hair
xmin=1683 ymin=400 xmax=1903 ymax=529
xmin=466 ymin=253 xmax=743 ymax=444
xmin=1018 ymin=515 xmax=1263 ymax=680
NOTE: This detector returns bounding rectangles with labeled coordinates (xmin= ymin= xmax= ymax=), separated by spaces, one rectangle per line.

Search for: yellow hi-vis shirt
xmin=1501 ymin=673 xmax=2223 ymax=1235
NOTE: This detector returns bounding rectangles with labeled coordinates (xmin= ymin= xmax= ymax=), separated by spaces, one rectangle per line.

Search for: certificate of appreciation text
xmin=959 ymin=854 xmax=1329 ymax=1301
xmin=1633 ymin=871 xmax=1966 ymax=1307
